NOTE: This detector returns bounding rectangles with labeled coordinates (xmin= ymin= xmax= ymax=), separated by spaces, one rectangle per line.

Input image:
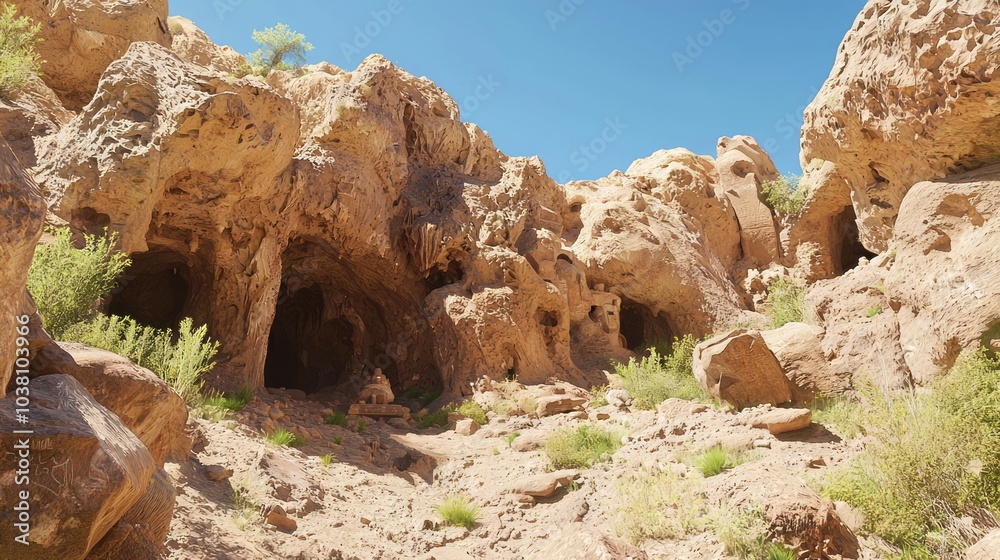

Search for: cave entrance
xmin=834 ymin=206 xmax=877 ymax=273
xmin=264 ymin=283 xmax=356 ymax=394
xmin=108 ymin=250 xmax=192 ymax=329
xmin=618 ymin=298 xmax=675 ymax=352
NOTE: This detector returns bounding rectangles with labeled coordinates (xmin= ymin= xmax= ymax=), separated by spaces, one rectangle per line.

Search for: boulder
xmin=454 ymin=418 xmax=480 ymax=436
xmin=967 ymin=529 xmax=1000 ymax=560
xmin=715 ymin=464 xmax=859 ymax=558
xmin=264 ymin=504 xmax=297 ymax=533
xmin=535 ymin=395 xmax=587 ymax=417
xmin=760 ymin=322 xmax=850 ymax=402
xmin=167 ymin=16 xmax=245 ymax=74
xmin=0 ymin=76 xmax=74 ymax=167
xmin=31 ymin=342 xmax=188 ymax=464
xmin=693 ymin=330 xmax=793 ymax=409
xmin=507 ymin=470 xmax=579 ymax=498
xmin=0 ymin=135 xmax=46 ymax=395
xmin=605 ymin=389 xmax=632 ymax=408
xmin=716 ymin=136 xmax=782 ymax=267
xmin=85 ymin=467 xmax=176 ymax=560
xmin=738 ymin=406 xmax=812 ymax=435
xmin=0 ymin=375 xmax=156 ymax=559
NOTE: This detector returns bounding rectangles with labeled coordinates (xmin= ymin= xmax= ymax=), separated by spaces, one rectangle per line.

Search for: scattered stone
xmin=508 ymin=470 xmax=579 ymax=498
xmin=203 ymin=464 xmax=233 ymax=482
xmin=535 ymin=395 xmax=587 ymax=417
xmin=739 ymin=406 xmax=812 ymax=435
xmin=265 ymin=505 xmax=297 ymax=533
xmin=454 ymin=418 xmax=480 ymax=436
xmin=753 ymin=439 xmax=772 ymax=449
xmin=606 ymin=389 xmax=633 ymax=408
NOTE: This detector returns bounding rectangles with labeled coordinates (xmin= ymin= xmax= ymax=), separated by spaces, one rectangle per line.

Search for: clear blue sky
xmin=170 ymin=0 xmax=865 ymax=181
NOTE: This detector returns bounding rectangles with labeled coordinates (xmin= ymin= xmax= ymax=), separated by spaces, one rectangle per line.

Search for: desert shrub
xmin=690 ymin=445 xmax=754 ymax=477
xmin=417 ymin=409 xmax=449 ymax=429
xmin=545 ymin=424 xmax=624 ymax=469
xmin=230 ymin=473 xmax=264 ymax=530
xmin=588 ymin=384 xmax=609 ymax=408
xmin=0 ymin=3 xmax=42 ymax=98
xmin=766 ymin=278 xmax=807 ymax=329
xmin=203 ymin=385 xmax=254 ymax=414
xmin=867 ymin=305 xmax=883 ymax=317
xmin=447 ymin=401 xmax=488 ymax=425
xmin=824 ymin=350 xmax=1000 ymax=555
xmin=433 ymin=495 xmax=479 ymax=529
xmin=761 ymin=174 xmax=807 ymax=215
xmin=324 ymin=411 xmax=348 ymax=426
xmin=320 ymin=453 xmax=334 ymax=467
xmin=810 ymin=395 xmax=868 ymax=440
xmin=237 ymin=23 xmax=313 ymax=77
xmin=63 ymin=314 xmax=218 ymax=405
xmin=332 ymin=435 xmax=342 ymax=445
xmin=614 ymin=467 xmax=705 ymax=544
xmin=266 ymin=428 xmax=304 ymax=447
xmin=28 ymin=228 xmax=130 ymax=337
xmin=710 ymin=504 xmax=779 ymax=560
xmin=505 ymin=432 xmax=520 ymax=446
xmin=613 ymin=335 xmax=704 ymax=409
xmin=356 ymin=418 xmax=366 ymax=433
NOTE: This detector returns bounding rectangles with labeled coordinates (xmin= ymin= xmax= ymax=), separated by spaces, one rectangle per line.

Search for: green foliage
xmin=266 ymin=428 xmax=305 ymax=447
xmin=447 ymin=401 xmax=488 ymax=425
xmin=505 ymin=432 xmax=520 ymax=447
xmin=433 ymin=495 xmax=480 ymax=530
xmin=824 ymin=350 xmax=1000 ymax=555
xmin=418 ymin=409 xmax=450 ymax=429
xmin=867 ymin=305 xmax=883 ymax=318
xmin=761 ymin=174 xmax=807 ymax=215
xmin=203 ymin=385 xmax=254 ymax=415
xmin=545 ymin=424 xmax=624 ymax=469
xmin=332 ymin=435 xmax=342 ymax=445
xmin=324 ymin=411 xmax=348 ymax=426
xmin=693 ymin=446 xmax=739 ymax=477
xmin=588 ymin=384 xmax=609 ymax=408
xmin=320 ymin=453 xmax=334 ymax=466
xmin=356 ymin=418 xmax=366 ymax=433
xmin=28 ymin=228 xmax=130 ymax=337
xmin=63 ymin=314 xmax=218 ymax=406
xmin=810 ymin=396 xmax=868 ymax=440
xmin=711 ymin=505 xmax=776 ymax=560
xmin=766 ymin=278 xmax=807 ymax=329
xmin=0 ymin=3 xmax=42 ymax=98
xmin=614 ymin=467 xmax=705 ymax=544
xmin=230 ymin=475 xmax=263 ymax=530
xmin=612 ymin=335 xmax=705 ymax=409
xmin=238 ymin=23 xmax=314 ymax=77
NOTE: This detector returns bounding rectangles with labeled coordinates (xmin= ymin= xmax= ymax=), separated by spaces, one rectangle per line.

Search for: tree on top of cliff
xmin=0 ymin=2 xmax=42 ymax=98
xmin=240 ymin=23 xmax=314 ymax=78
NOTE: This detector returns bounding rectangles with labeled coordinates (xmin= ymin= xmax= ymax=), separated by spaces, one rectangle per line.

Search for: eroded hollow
xmin=618 ymin=297 xmax=674 ymax=351
xmin=834 ymin=206 xmax=877 ymax=273
xmin=108 ymin=249 xmax=193 ymax=329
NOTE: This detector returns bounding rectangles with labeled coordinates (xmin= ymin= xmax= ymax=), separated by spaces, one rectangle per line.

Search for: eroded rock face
xmin=0 ymin=375 xmax=155 ymax=559
xmin=0 ymin=135 xmax=46 ymax=395
xmin=0 ymin=77 xmax=74 ymax=167
xmin=167 ymin=16 xmax=244 ymax=74
xmin=693 ymin=330 xmax=794 ymax=409
xmin=10 ymin=0 xmax=171 ymax=110
xmin=716 ymin=136 xmax=782 ymax=267
xmin=793 ymin=0 xmax=1000 ymax=268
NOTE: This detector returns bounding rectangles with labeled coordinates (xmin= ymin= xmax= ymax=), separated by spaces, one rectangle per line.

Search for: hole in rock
xmin=834 ymin=206 xmax=877 ymax=273
xmin=264 ymin=283 xmax=356 ymax=394
xmin=108 ymin=250 xmax=192 ymax=329
xmin=425 ymin=259 xmax=465 ymax=291
xmin=618 ymin=297 xmax=674 ymax=352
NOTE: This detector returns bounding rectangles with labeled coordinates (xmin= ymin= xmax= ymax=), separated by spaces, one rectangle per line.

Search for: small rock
xmin=508 ymin=470 xmax=579 ymax=497
xmin=605 ymin=389 xmax=632 ymax=408
xmin=739 ymin=407 xmax=812 ymax=435
xmin=807 ymin=456 xmax=827 ymax=468
xmin=592 ymin=412 xmax=610 ymax=421
xmin=360 ymin=517 xmax=372 ymax=525
xmin=203 ymin=464 xmax=233 ymax=482
xmin=387 ymin=417 xmax=409 ymax=430
xmin=753 ymin=439 xmax=771 ymax=449
xmin=454 ymin=418 xmax=480 ymax=436
xmin=265 ymin=505 xmax=297 ymax=533
xmin=535 ymin=395 xmax=587 ymax=417
xmin=568 ymin=410 xmax=588 ymax=420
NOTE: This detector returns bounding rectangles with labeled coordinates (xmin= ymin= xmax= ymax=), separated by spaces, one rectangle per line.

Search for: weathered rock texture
xmin=0 ymin=135 xmax=46 ymax=395
xmin=10 ymin=0 xmax=171 ymax=110
xmin=0 ymin=375 xmax=155 ymax=559
xmin=694 ymin=330 xmax=793 ymax=409
xmin=791 ymin=0 xmax=1000 ymax=274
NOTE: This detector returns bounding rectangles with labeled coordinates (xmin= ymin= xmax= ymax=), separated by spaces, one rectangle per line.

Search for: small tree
xmin=239 ymin=23 xmax=313 ymax=77
xmin=0 ymin=3 xmax=43 ymax=98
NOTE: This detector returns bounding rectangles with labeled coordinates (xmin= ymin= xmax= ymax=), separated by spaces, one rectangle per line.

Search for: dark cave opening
xmin=264 ymin=283 xmax=356 ymax=394
xmin=618 ymin=298 xmax=674 ymax=352
xmin=835 ymin=206 xmax=877 ymax=273
xmin=108 ymin=250 xmax=192 ymax=329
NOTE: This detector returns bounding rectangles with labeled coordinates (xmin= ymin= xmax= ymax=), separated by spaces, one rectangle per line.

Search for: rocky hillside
xmin=0 ymin=0 xmax=998 ymax=559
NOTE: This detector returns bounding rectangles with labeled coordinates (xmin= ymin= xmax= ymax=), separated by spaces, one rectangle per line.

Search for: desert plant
xmin=356 ymin=418 xmax=366 ymax=433
xmin=613 ymin=335 xmax=705 ymax=409
xmin=237 ymin=23 xmax=313 ymax=77
xmin=324 ymin=411 xmax=348 ymax=426
xmin=266 ymin=428 xmax=304 ymax=447
xmin=27 ymin=228 xmax=130 ymax=337
xmin=448 ymin=401 xmax=488 ymax=425
xmin=614 ymin=467 xmax=705 ymax=544
xmin=693 ymin=446 xmax=735 ymax=477
xmin=711 ymin=504 xmax=775 ymax=560
xmin=867 ymin=305 xmax=883 ymax=317
xmin=0 ymin=3 xmax=42 ymax=98
xmin=230 ymin=474 xmax=264 ymax=530
xmin=505 ymin=432 xmax=521 ymax=447
xmin=588 ymin=384 xmax=609 ymax=408
xmin=766 ymin=278 xmax=807 ymax=329
xmin=824 ymin=350 xmax=1000 ymax=555
xmin=320 ymin=453 xmax=334 ymax=466
xmin=809 ymin=396 xmax=868 ymax=440
xmin=332 ymin=435 xmax=342 ymax=445
xmin=545 ymin=424 xmax=624 ymax=469
xmin=761 ymin=174 xmax=807 ymax=215
xmin=418 ymin=409 xmax=450 ymax=429
xmin=63 ymin=314 xmax=218 ymax=406
xmin=433 ymin=495 xmax=480 ymax=529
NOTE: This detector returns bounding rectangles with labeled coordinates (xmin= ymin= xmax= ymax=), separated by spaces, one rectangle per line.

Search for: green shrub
xmin=433 ymin=495 xmax=480 ymax=529
xmin=320 ymin=453 xmax=334 ymax=466
xmin=614 ymin=467 xmax=705 ymax=544
xmin=766 ymin=278 xmax=807 ymax=329
xmin=824 ymin=350 xmax=1000 ymax=555
xmin=324 ymin=411 xmax=348 ymax=426
xmin=230 ymin=474 xmax=263 ymax=530
xmin=505 ymin=432 xmax=520 ymax=447
xmin=28 ymin=228 xmax=130 ymax=337
xmin=867 ymin=305 xmax=883 ymax=318
xmin=418 ymin=409 xmax=449 ymax=429
xmin=332 ymin=435 xmax=342 ymax=445
xmin=613 ymin=335 xmax=705 ymax=409
xmin=266 ymin=428 xmax=304 ymax=447
xmin=203 ymin=385 xmax=254 ymax=413
xmin=63 ymin=314 xmax=218 ymax=406
xmin=711 ymin=505 xmax=773 ymax=560
xmin=810 ymin=396 xmax=867 ymax=440
xmin=448 ymin=401 xmax=488 ymax=425
xmin=588 ymin=384 xmax=609 ymax=408
xmin=237 ymin=23 xmax=313 ymax=77
xmin=761 ymin=174 xmax=807 ymax=216
xmin=356 ymin=418 xmax=366 ymax=433
xmin=0 ymin=3 xmax=42 ymax=98
xmin=545 ymin=424 xmax=624 ymax=469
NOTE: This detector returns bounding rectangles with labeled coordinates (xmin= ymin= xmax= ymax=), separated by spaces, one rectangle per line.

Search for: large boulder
xmin=0 ymin=76 xmax=74 ymax=167
xmin=0 ymin=135 xmax=46 ymax=395
xmin=0 ymin=375 xmax=156 ymax=559
xmin=693 ymin=329 xmax=794 ymax=409
xmin=85 ymin=468 xmax=176 ymax=560
xmin=9 ymin=0 xmax=171 ymax=110
xmin=716 ymin=136 xmax=782 ymax=267
xmin=791 ymin=0 xmax=1000 ymax=271
xmin=967 ymin=529 xmax=1000 ymax=560
xmin=166 ymin=16 xmax=244 ymax=75
xmin=760 ymin=322 xmax=851 ymax=402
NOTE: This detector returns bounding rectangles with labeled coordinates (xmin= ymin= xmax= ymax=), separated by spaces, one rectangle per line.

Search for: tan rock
xmin=167 ymin=16 xmax=245 ymax=75
xmin=760 ymin=322 xmax=850 ymax=402
xmin=0 ymin=375 xmax=156 ymax=559
xmin=86 ymin=467 xmax=176 ymax=560
xmin=738 ymin=407 xmax=812 ymax=435
xmin=521 ymin=526 xmax=647 ymax=560
xmin=0 ymin=76 xmax=74 ymax=166
xmin=967 ymin=529 xmax=1000 ymax=560
xmin=507 ymin=470 xmax=579 ymax=497
xmin=534 ymin=395 xmax=587 ymax=417
xmin=510 ymin=431 xmax=548 ymax=452
xmin=454 ymin=418 xmax=480 ymax=436
xmin=265 ymin=504 xmax=297 ymax=533
xmin=716 ymin=136 xmax=782 ymax=267
xmin=693 ymin=329 xmax=793 ymax=409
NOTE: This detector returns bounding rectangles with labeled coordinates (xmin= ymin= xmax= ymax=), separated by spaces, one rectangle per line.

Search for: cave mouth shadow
xmin=108 ymin=249 xmax=193 ymax=330
xmin=618 ymin=297 xmax=674 ymax=352
xmin=835 ymin=205 xmax=877 ymax=273
xmin=264 ymin=283 xmax=356 ymax=395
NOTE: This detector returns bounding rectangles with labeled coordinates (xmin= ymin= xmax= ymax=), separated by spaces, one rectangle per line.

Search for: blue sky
xmin=170 ymin=0 xmax=865 ymax=181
